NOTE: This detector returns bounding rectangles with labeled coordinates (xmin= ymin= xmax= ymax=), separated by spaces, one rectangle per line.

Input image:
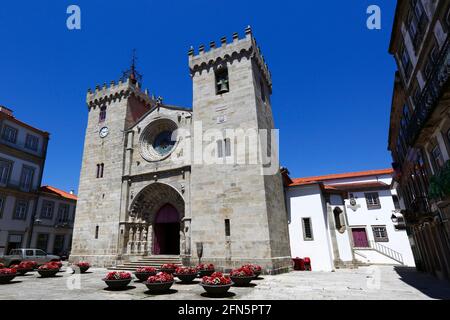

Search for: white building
xmin=285 ymin=169 xmax=416 ymax=271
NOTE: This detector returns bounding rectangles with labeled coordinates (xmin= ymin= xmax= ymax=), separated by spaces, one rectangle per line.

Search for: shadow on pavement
xmin=394 ymin=266 xmax=450 ymax=299
xmin=200 ymin=292 xmax=236 ymax=299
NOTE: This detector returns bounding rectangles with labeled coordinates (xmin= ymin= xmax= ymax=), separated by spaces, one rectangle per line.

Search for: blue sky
xmin=0 ymin=1 xmax=397 ymax=193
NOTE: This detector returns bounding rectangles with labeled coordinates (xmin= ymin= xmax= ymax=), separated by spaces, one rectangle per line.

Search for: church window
xmin=217 ymin=140 xmax=223 ymax=158
xmin=96 ymin=163 xmax=104 ymax=178
xmin=372 ymin=226 xmax=389 ymax=242
xmin=153 ymin=131 xmax=175 ymax=156
xmin=215 ymin=67 xmax=229 ymax=94
xmin=225 ymin=219 xmax=230 ymax=237
xmin=95 ymin=226 xmax=99 ymax=239
xmin=99 ymin=106 xmax=107 ymax=123
xmin=217 ymin=139 xmax=231 ymax=158
xmin=365 ymin=192 xmax=381 ymax=210
xmin=302 ymin=218 xmax=313 ymax=241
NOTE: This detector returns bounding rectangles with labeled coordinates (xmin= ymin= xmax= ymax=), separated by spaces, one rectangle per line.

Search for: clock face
xmin=99 ymin=127 xmax=109 ymax=138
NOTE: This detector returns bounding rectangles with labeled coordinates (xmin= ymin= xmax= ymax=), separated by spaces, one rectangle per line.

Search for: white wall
xmin=287 ymin=184 xmax=334 ymax=272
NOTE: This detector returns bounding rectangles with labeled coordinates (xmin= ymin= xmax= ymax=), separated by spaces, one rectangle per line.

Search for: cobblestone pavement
xmin=1 ymin=265 xmax=450 ymax=300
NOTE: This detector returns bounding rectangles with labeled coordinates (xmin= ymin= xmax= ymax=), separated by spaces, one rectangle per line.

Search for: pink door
xmin=352 ymin=228 xmax=369 ymax=248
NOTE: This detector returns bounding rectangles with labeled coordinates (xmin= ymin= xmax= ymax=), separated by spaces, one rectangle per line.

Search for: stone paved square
xmin=1 ymin=265 xmax=450 ymax=300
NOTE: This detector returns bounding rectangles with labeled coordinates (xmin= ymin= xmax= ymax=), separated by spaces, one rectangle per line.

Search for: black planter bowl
xmin=200 ymin=283 xmax=233 ymax=295
xmin=134 ymin=272 xmax=157 ymax=282
xmin=103 ymin=278 xmax=132 ymax=289
xmin=0 ymin=275 xmax=16 ymax=284
xmin=79 ymin=266 xmax=90 ymax=273
xmin=174 ymin=273 xmax=197 ymax=283
xmin=38 ymin=269 xmax=59 ymax=278
xmin=159 ymin=268 xmax=176 ymax=275
xmin=17 ymin=268 xmax=33 ymax=276
xmin=230 ymin=276 xmax=253 ymax=287
xmin=253 ymin=271 xmax=262 ymax=279
xmin=198 ymin=269 xmax=215 ymax=277
xmin=144 ymin=281 xmax=174 ymax=293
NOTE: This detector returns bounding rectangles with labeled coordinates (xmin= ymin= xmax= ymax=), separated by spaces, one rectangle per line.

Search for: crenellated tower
xmin=188 ymin=26 xmax=292 ymax=273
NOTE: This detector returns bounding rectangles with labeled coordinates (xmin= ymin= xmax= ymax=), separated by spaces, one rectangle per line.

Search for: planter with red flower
xmin=242 ymin=264 xmax=262 ymax=279
xmin=103 ymin=272 xmax=132 ymax=289
xmin=230 ymin=266 xmax=255 ymax=286
xmin=38 ymin=263 xmax=60 ymax=278
xmin=49 ymin=261 xmax=63 ymax=269
xmin=134 ymin=267 xmax=157 ymax=282
xmin=10 ymin=261 xmax=35 ymax=276
xmin=174 ymin=267 xmax=198 ymax=283
xmin=196 ymin=263 xmax=215 ymax=277
xmin=200 ymin=272 xmax=233 ymax=295
xmin=0 ymin=263 xmax=5 ymax=269
xmin=74 ymin=262 xmax=90 ymax=273
xmin=0 ymin=268 xmax=17 ymax=284
xmin=159 ymin=263 xmax=178 ymax=274
xmin=144 ymin=272 xmax=174 ymax=293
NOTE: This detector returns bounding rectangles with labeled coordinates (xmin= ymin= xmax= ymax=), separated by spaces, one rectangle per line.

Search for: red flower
xmin=242 ymin=264 xmax=262 ymax=272
xmin=147 ymin=272 xmax=174 ymax=283
xmin=38 ymin=263 xmax=60 ymax=271
xmin=76 ymin=262 xmax=90 ymax=268
xmin=196 ymin=263 xmax=215 ymax=271
xmin=136 ymin=267 xmax=156 ymax=273
xmin=201 ymin=273 xmax=231 ymax=285
xmin=104 ymin=271 xmax=131 ymax=280
xmin=161 ymin=263 xmax=177 ymax=270
xmin=175 ymin=267 xmax=197 ymax=275
xmin=230 ymin=266 xmax=255 ymax=277
xmin=0 ymin=268 xmax=17 ymax=275
xmin=17 ymin=261 xmax=36 ymax=270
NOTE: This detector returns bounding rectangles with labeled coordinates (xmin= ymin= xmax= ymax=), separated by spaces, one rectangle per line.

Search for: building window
xmin=20 ymin=166 xmax=35 ymax=191
xmin=57 ymin=204 xmax=70 ymax=223
xmin=40 ymin=201 xmax=54 ymax=219
xmin=1 ymin=125 xmax=18 ymax=143
xmin=408 ymin=0 xmax=428 ymax=50
xmin=36 ymin=234 xmax=49 ymax=251
xmin=53 ymin=235 xmax=65 ymax=255
xmin=413 ymin=85 xmax=422 ymax=107
xmin=95 ymin=226 xmax=99 ymax=239
xmin=217 ymin=139 xmax=231 ymax=158
xmin=99 ymin=106 xmax=107 ymax=123
xmin=225 ymin=219 xmax=230 ymax=237
xmin=13 ymin=200 xmax=28 ymax=220
xmin=447 ymin=129 xmax=450 ymax=146
xmin=0 ymin=195 xmax=5 ymax=218
xmin=96 ymin=163 xmax=104 ymax=178
xmin=365 ymin=192 xmax=381 ymax=210
xmin=302 ymin=218 xmax=314 ymax=241
xmin=215 ymin=67 xmax=229 ymax=94
xmin=372 ymin=226 xmax=389 ymax=242
xmin=25 ymin=134 xmax=39 ymax=151
xmin=400 ymin=43 xmax=412 ymax=79
xmin=431 ymin=144 xmax=445 ymax=171
xmin=0 ymin=159 xmax=12 ymax=185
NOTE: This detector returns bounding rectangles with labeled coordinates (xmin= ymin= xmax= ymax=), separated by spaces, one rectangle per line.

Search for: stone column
xmin=147 ymin=225 xmax=153 ymax=256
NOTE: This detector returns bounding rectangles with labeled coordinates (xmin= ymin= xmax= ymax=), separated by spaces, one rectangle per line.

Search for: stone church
xmin=70 ymin=27 xmax=292 ymax=273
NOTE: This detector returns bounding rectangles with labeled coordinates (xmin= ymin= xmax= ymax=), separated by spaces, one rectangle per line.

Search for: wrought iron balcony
xmin=406 ymin=40 xmax=450 ymax=146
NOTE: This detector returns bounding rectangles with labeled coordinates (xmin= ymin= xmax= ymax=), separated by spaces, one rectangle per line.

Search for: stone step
xmin=108 ymin=255 xmax=183 ymax=271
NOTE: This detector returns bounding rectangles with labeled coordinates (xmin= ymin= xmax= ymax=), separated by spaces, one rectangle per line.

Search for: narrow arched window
xmin=99 ymin=106 xmax=107 ymax=123
xmin=95 ymin=226 xmax=99 ymax=239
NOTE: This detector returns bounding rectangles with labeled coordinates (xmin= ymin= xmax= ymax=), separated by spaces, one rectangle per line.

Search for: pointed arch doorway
xmin=153 ymin=204 xmax=180 ymax=255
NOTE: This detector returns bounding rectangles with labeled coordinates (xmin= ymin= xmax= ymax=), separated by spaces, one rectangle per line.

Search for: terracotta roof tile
xmin=40 ymin=186 xmax=77 ymax=201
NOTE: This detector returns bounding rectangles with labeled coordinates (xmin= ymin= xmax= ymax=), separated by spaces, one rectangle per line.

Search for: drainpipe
xmin=27 ymin=134 xmax=49 ymax=248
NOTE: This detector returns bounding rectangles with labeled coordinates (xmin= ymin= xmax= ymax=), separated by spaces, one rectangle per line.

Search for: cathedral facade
xmin=70 ymin=27 xmax=292 ymax=273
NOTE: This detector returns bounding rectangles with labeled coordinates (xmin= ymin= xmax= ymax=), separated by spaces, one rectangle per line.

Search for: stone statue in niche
xmin=333 ymin=207 xmax=346 ymax=234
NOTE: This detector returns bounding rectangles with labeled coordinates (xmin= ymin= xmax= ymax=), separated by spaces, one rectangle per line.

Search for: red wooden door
xmin=352 ymin=228 xmax=369 ymax=248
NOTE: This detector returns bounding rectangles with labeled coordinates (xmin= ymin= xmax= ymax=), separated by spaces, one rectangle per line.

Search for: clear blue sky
xmin=0 ymin=1 xmax=397 ymax=193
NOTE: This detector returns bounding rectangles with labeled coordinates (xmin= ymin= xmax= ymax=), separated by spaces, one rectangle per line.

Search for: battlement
xmin=86 ymin=78 xmax=156 ymax=109
xmin=188 ymin=26 xmax=272 ymax=91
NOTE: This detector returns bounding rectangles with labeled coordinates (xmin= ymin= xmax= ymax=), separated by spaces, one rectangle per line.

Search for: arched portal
xmin=153 ymin=204 xmax=180 ymax=255
xmin=127 ymin=183 xmax=185 ymax=256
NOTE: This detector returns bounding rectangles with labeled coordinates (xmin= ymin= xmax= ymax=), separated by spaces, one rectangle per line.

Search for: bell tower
xmin=188 ymin=27 xmax=292 ymax=273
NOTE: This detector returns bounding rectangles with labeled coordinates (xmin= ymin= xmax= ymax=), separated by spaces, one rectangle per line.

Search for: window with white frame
xmin=400 ymin=42 xmax=412 ymax=79
xmin=372 ymin=226 xmax=389 ymax=242
xmin=57 ymin=204 xmax=70 ymax=223
xmin=13 ymin=200 xmax=28 ymax=220
xmin=25 ymin=134 xmax=39 ymax=151
xmin=0 ymin=195 xmax=5 ymax=218
xmin=217 ymin=138 xmax=231 ymax=158
xmin=0 ymin=159 xmax=12 ymax=185
xmin=431 ymin=144 xmax=445 ymax=171
xmin=302 ymin=217 xmax=314 ymax=241
xmin=20 ymin=166 xmax=35 ymax=191
xmin=1 ymin=125 xmax=18 ymax=143
xmin=40 ymin=201 xmax=54 ymax=219
xmin=365 ymin=192 xmax=381 ymax=210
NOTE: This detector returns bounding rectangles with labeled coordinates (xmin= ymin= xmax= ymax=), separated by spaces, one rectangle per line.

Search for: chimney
xmin=0 ymin=106 xmax=13 ymax=116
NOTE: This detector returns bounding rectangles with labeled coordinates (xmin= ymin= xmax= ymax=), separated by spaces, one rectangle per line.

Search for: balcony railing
xmin=0 ymin=138 xmax=44 ymax=157
xmin=406 ymin=40 xmax=450 ymax=146
xmin=0 ymin=179 xmax=37 ymax=193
